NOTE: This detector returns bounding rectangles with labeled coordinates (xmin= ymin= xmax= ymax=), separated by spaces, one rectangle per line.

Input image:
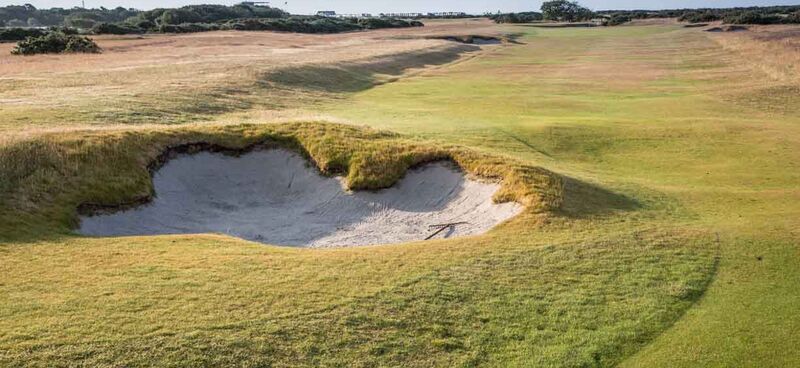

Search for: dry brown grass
xmin=0 ymin=19 xmax=504 ymax=132
xmin=700 ymin=24 xmax=800 ymax=116
xmin=709 ymin=24 xmax=800 ymax=84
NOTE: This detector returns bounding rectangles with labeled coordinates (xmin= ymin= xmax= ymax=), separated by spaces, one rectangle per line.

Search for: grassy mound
xmin=0 ymin=123 xmax=716 ymax=366
xmin=11 ymin=32 xmax=100 ymax=55
xmin=0 ymin=122 xmax=562 ymax=241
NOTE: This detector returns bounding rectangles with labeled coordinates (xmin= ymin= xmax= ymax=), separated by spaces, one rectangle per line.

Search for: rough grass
xmin=0 ymin=21 xmax=494 ymax=131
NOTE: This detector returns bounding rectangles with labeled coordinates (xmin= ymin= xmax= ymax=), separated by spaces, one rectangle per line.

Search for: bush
xmin=11 ymin=32 xmax=101 ymax=55
xmin=723 ymin=11 xmax=782 ymax=25
xmin=492 ymin=12 xmax=544 ymax=23
xmin=92 ymin=22 xmax=143 ymax=35
xmin=50 ymin=26 xmax=80 ymax=35
xmin=605 ymin=14 xmax=631 ymax=26
xmin=679 ymin=11 xmax=721 ymax=23
xmin=785 ymin=11 xmax=800 ymax=24
xmin=0 ymin=27 xmax=45 ymax=42
xmin=155 ymin=22 xmax=220 ymax=33
xmin=223 ymin=16 xmax=420 ymax=34
xmin=357 ymin=17 xmax=422 ymax=29
xmin=124 ymin=4 xmax=288 ymax=27
xmin=541 ymin=0 xmax=594 ymax=22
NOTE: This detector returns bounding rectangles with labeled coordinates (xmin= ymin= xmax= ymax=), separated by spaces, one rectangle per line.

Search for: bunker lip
xmin=77 ymin=141 xmax=285 ymax=216
xmin=77 ymin=145 xmax=524 ymax=248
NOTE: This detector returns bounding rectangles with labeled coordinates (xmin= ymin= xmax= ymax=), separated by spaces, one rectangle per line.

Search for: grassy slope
xmin=0 ymin=123 xmax=714 ymax=367
xmin=317 ymin=25 xmax=800 ymax=366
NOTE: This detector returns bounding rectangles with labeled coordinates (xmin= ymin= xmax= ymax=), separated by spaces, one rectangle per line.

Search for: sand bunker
xmin=79 ymin=149 xmax=522 ymax=247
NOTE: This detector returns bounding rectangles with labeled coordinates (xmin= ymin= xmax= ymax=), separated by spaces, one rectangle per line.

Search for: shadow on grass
xmin=556 ymin=176 xmax=641 ymax=218
xmin=516 ymin=23 xmax=598 ymax=28
xmin=76 ymin=44 xmax=479 ymax=125
xmin=261 ymin=44 xmax=479 ymax=93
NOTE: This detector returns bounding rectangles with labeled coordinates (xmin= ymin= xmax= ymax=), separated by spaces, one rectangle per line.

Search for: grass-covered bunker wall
xmin=0 ymin=122 xmax=563 ymax=241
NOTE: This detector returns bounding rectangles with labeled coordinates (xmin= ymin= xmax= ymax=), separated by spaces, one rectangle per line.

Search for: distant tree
xmin=786 ymin=11 xmax=800 ymax=24
xmin=64 ymin=15 xmax=97 ymax=29
xmin=679 ymin=11 xmax=720 ymax=23
xmin=604 ymin=13 xmax=631 ymax=26
xmin=7 ymin=19 xmax=26 ymax=27
xmin=541 ymin=0 xmax=594 ymax=22
xmin=491 ymin=11 xmax=543 ymax=23
xmin=723 ymin=11 xmax=782 ymax=25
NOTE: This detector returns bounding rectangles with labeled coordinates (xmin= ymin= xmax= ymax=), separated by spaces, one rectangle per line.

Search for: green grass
xmin=314 ymin=25 xmax=800 ymax=366
xmin=0 ymin=228 xmax=714 ymax=367
xmin=0 ymin=123 xmax=714 ymax=367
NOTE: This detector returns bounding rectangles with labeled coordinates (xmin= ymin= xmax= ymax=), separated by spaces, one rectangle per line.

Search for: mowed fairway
xmin=0 ymin=20 xmax=798 ymax=367
xmin=318 ymin=24 xmax=800 ymax=366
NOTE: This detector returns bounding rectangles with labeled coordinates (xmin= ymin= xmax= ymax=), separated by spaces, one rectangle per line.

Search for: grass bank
xmin=0 ymin=122 xmax=562 ymax=241
xmin=0 ymin=122 xmax=717 ymax=366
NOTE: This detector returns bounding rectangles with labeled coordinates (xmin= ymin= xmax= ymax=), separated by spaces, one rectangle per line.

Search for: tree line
xmin=491 ymin=1 xmax=800 ymax=25
xmin=0 ymin=4 xmax=423 ymax=35
xmin=1 ymin=4 xmax=424 ymax=55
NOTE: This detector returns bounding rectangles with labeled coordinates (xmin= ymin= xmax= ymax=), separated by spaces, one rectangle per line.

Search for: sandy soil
xmin=78 ymin=149 xmax=522 ymax=247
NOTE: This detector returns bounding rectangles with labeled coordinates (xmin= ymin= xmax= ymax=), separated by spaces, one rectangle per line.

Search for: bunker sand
xmin=79 ymin=149 xmax=522 ymax=247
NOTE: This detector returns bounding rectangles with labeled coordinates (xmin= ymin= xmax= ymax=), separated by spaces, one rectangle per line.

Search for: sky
xmin=2 ymin=0 xmax=798 ymax=15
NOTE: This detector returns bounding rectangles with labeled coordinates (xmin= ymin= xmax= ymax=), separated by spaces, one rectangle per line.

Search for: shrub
xmin=124 ymin=4 xmax=288 ymax=27
xmin=785 ymin=11 xmax=800 ymax=24
xmin=11 ymin=32 xmax=101 ymax=55
xmin=223 ymin=16 xmax=420 ymax=34
xmin=155 ymin=22 xmax=220 ymax=33
xmin=225 ymin=18 xmax=271 ymax=31
xmin=679 ymin=11 xmax=721 ymax=23
xmin=492 ymin=12 xmax=544 ymax=24
xmin=358 ymin=17 xmax=422 ymax=29
xmin=605 ymin=14 xmax=631 ymax=26
xmin=50 ymin=26 xmax=80 ymax=35
xmin=0 ymin=27 xmax=45 ymax=42
xmin=92 ymin=22 xmax=143 ymax=35
xmin=723 ymin=11 xmax=784 ymax=25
